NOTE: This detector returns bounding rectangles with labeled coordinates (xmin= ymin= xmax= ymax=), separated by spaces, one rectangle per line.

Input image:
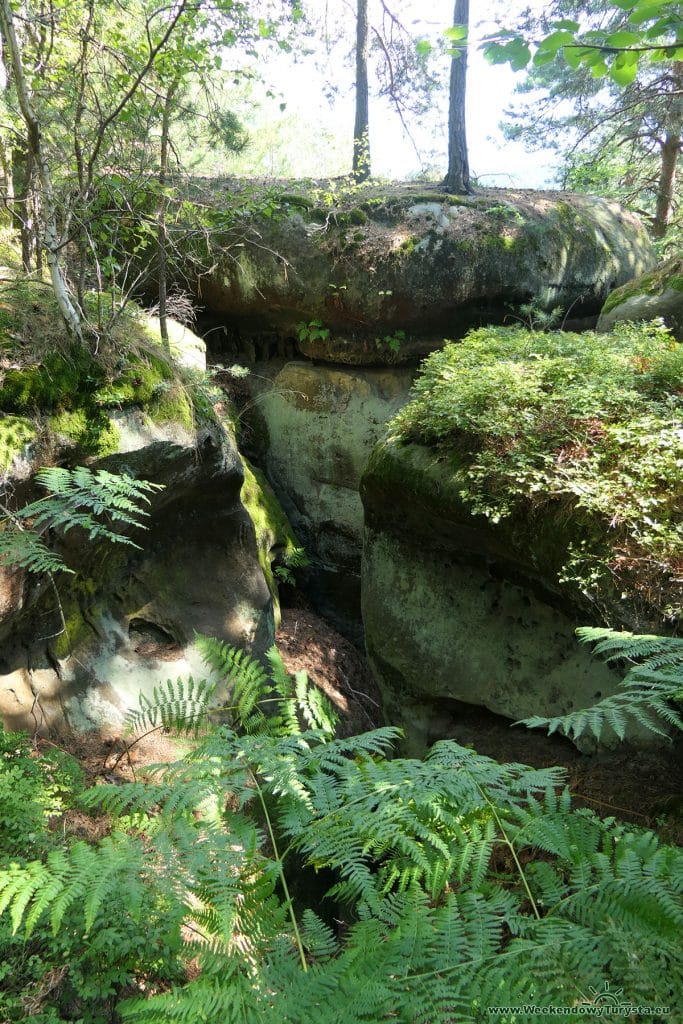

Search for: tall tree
xmin=352 ymin=0 xmax=370 ymax=181
xmin=0 ymin=0 xmax=84 ymax=339
xmin=484 ymin=0 xmax=683 ymax=241
xmin=443 ymin=0 xmax=470 ymax=194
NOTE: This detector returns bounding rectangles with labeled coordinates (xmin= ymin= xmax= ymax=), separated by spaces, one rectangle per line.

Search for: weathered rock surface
xmin=193 ymin=183 xmax=655 ymax=364
xmin=598 ymin=257 xmax=683 ymax=339
xmin=245 ymin=362 xmax=414 ymax=637
xmin=360 ymin=441 xmax=629 ymax=755
xmin=0 ymin=333 xmax=273 ymax=735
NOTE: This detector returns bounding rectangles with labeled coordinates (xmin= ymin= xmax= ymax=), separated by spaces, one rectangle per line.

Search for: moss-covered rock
xmin=240 ymin=458 xmax=303 ymax=627
xmin=360 ymin=322 xmax=683 ymax=752
xmin=0 ymin=258 xmax=272 ymax=734
xmin=186 ymin=181 xmax=655 ymax=365
xmin=598 ymin=257 xmax=683 ymax=339
xmin=246 ymin=361 xmax=414 ymax=636
xmin=0 ymin=415 xmax=35 ymax=471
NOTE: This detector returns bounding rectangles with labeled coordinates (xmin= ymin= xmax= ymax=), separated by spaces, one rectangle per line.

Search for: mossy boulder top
xmin=370 ymin=323 xmax=683 ymax=628
xmin=360 ymin=323 xmax=683 ymax=749
xmin=190 ymin=181 xmax=655 ymax=365
xmin=598 ymin=256 xmax=683 ymax=340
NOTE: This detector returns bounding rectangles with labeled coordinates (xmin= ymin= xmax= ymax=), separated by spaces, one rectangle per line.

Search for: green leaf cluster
xmin=483 ymin=1 xmax=683 ymax=85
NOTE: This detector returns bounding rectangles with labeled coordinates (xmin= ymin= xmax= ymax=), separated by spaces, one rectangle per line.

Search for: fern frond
xmin=0 ymin=525 xmax=73 ymax=574
xmin=0 ymin=835 xmax=146 ymax=937
xmin=520 ymin=627 xmax=683 ymax=743
xmin=126 ymin=676 xmax=216 ymax=735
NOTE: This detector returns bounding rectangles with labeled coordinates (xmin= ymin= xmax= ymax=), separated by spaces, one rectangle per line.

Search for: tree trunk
xmin=158 ymin=83 xmax=178 ymax=353
xmin=352 ymin=0 xmax=370 ymax=182
xmin=0 ymin=0 xmax=83 ymax=341
xmin=652 ymin=62 xmax=682 ymax=240
xmin=443 ymin=0 xmax=471 ymax=194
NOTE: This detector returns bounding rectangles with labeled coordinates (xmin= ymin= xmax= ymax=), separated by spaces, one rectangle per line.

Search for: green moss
xmin=399 ymin=236 xmax=419 ymax=254
xmin=148 ymin=383 xmax=194 ymax=431
xmin=0 ymin=415 xmax=35 ymax=470
xmin=49 ymin=407 xmax=120 ymax=457
xmin=51 ymin=599 xmax=96 ymax=660
xmin=386 ymin=321 xmax=683 ymax=621
xmin=240 ymin=458 xmax=301 ymax=624
xmin=94 ymin=353 xmax=172 ymax=408
xmin=0 ymin=347 xmax=100 ymax=413
xmin=602 ymin=258 xmax=683 ymax=315
xmin=349 ymin=208 xmax=368 ymax=225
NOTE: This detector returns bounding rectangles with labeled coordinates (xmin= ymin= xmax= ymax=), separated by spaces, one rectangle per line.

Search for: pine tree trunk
xmin=352 ymin=0 xmax=370 ymax=182
xmin=443 ymin=0 xmax=471 ymax=194
xmin=158 ymin=84 xmax=177 ymax=354
xmin=0 ymin=0 xmax=83 ymax=341
xmin=652 ymin=62 xmax=682 ymax=240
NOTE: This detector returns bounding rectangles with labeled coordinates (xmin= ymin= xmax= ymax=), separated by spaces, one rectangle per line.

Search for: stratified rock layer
xmin=194 ymin=183 xmax=656 ymax=364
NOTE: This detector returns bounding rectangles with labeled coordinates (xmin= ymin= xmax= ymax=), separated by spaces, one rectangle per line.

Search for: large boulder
xmin=191 ymin=182 xmax=655 ymax=365
xmin=0 ymin=320 xmax=273 ymax=735
xmin=244 ymin=362 xmax=414 ymax=637
xmin=598 ymin=257 xmax=683 ymax=339
xmin=360 ymin=325 xmax=683 ymax=753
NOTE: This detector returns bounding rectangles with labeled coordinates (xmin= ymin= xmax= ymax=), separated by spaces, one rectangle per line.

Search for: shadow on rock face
xmin=0 ymin=418 xmax=274 ymax=736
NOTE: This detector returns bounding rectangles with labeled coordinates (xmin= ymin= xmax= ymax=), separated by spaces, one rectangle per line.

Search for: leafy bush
xmin=1 ymin=641 xmax=681 ymax=1022
xmin=389 ymin=321 xmax=683 ymax=619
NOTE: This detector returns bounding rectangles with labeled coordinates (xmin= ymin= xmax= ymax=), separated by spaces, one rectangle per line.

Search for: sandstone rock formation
xmin=192 ymin=183 xmax=656 ymax=364
xmin=0 ymin=323 xmax=273 ymax=735
xmin=598 ymin=257 xmax=683 ymax=339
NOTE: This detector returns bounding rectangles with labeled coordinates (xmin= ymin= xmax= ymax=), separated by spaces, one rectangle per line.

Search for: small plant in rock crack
xmin=273 ymin=545 xmax=309 ymax=585
xmin=376 ymin=328 xmax=405 ymax=354
xmin=297 ymin=319 xmax=330 ymax=344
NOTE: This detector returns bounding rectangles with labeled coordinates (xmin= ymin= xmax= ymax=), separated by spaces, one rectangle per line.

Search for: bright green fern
xmin=521 ymin=627 xmax=683 ymax=743
xmin=0 ymin=465 xmax=163 ymax=575
xmin=1 ymin=635 xmax=682 ymax=1022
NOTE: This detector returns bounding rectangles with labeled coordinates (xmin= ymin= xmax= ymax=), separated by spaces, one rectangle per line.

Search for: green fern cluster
xmin=1 ymin=638 xmax=681 ymax=1022
xmin=0 ymin=465 xmax=163 ymax=576
xmin=521 ymin=627 xmax=683 ymax=743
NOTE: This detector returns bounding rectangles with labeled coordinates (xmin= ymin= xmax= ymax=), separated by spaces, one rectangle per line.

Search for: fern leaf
xmin=126 ymin=676 xmax=216 ymax=735
xmin=521 ymin=627 xmax=683 ymax=743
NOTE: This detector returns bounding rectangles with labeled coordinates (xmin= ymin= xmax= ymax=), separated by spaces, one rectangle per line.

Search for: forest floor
xmin=47 ymin=604 xmax=682 ymax=845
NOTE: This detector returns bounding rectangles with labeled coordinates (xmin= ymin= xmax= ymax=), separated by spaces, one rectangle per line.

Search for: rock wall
xmin=360 ymin=442 xmax=623 ymax=754
xmin=598 ymin=257 xmax=683 ymax=339
xmin=0 ymin=325 xmax=274 ymax=736
xmin=244 ymin=362 xmax=413 ymax=638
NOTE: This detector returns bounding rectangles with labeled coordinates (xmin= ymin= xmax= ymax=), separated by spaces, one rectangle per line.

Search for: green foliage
xmin=0 ymin=729 xmax=84 ymax=862
xmin=483 ymin=1 xmax=683 ymax=84
xmin=2 ymin=640 xmax=682 ymax=1021
xmin=297 ymin=318 xmax=331 ymax=343
xmin=377 ymin=328 xmax=406 ymax=354
xmin=522 ymin=627 xmax=683 ymax=743
xmin=0 ymin=466 xmax=163 ymax=576
xmin=0 ymin=414 xmax=35 ymax=471
xmin=273 ymin=544 xmax=309 ymax=585
xmin=0 ymin=347 xmax=99 ymax=415
xmin=388 ymin=321 xmax=683 ymax=617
